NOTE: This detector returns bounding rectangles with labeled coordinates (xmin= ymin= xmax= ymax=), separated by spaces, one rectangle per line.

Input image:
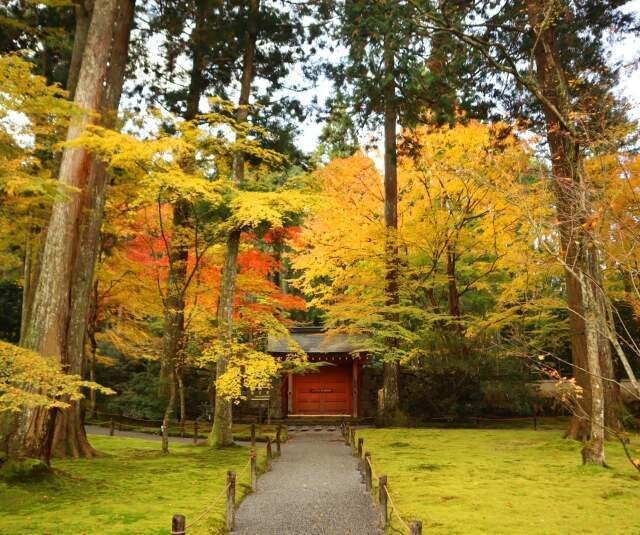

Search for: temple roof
xmin=267 ymin=328 xmax=367 ymax=354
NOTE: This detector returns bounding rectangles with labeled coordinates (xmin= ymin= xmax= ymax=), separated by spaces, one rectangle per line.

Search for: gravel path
xmin=232 ymin=428 xmax=382 ymax=535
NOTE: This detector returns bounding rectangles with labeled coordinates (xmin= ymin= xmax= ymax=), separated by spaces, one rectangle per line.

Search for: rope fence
xmin=342 ymin=423 xmax=423 ymax=535
xmin=170 ymin=425 xmax=283 ymax=534
xmin=88 ymin=411 xmax=284 ymax=446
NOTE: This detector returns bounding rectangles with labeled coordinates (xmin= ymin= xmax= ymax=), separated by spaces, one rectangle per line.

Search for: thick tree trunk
xmin=580 ymin=272 xmax=606 ymax=465
xmin=526 ymin=1 xmax=621 ymax=442
xmin=210 ymin=0 xmax=259 ymax=448
xmin=67 ymin=0 xmax=94 ymax=98
xmin=4 ymin=0 xmax=120 ymax=462
xmin=51 ymin=0 xmax=135 ymax=458
xmin=86 ymin=279 xmax=99 ymax=419
xmin=211 ymin=230 xmax=241 ymax=447
xmin=380 ymin=30 xmax=401 ymax=420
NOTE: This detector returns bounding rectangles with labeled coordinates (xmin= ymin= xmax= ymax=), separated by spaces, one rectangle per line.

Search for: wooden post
xmin=364 ymin=452 xmax=372 ymax=491
xmin=250 ymin=449 xmax=257 ymax=492
xmin=109 ymin=418 xmax=115 ymax=436
xmin=267 ymin=397 xmax=271 ymax=425
xmin=409 ymin=520 xmax=422 ymax=534
xmin=266 ymin=437 xmax=272 ymax=470
xmin=352 ymin=358 xmax=359 ymax=417
xmin=171 ymin=514 xmax=186 ymax=535
xmin=193 ymin=420 xmax=198 ymax=444
xmin=251 ymin=423 xmax=256 ymax=447
xmin=344 ymin=425 xmax=351 ymax=445
xmin=350 ymin=427 xmax=356 ymax=451
xmin=226 ymin=471 xmax=236 ymax=532
xmin=379 ymin=475 xmax=388 ymax=528
xmin=357 ymin=437 xmax=364 ymax=458
xmin=287 ymin=373 xmax=293 ymax=415
xmin=276 ymin=425 xmax=282 ymax=457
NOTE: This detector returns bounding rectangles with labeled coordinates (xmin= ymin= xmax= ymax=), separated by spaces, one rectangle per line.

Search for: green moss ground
xmin=356 ymin=426 xmax=640 ymax=534
xmin=0 ymin=434 xmax=265 ymax=534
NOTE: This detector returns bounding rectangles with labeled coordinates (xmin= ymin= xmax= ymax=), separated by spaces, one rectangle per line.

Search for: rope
xmin=185 ymin=482 xmax=230 ymax=529
xmin=385 ymin=486 xmax=411 ymax=533
xmin=366 ymin=451 xmax=425 ymax=534
xmin=237 ymin=456 xmax=254 ymax=487
xmin=188 ymin=451 xmax=256 ymax=529
xmin=366 ymin=455 xmax=378 ymax=481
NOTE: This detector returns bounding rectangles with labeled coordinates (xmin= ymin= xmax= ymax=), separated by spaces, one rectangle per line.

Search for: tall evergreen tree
xmin=412 ymin=0 xmax=639 ymax=464
xmin=329 ymin=0 xmax=468 ymax=421
xmin=2 ymin=0 xmax=135 ymax=461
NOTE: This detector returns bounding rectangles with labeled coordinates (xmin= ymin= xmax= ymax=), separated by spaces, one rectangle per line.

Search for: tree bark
xmin=380 ymin=29 xmax=401 ymax=421
xmin=210 ymin=0 xmax=259 ymax=448
xmin=211 ymin=230 xmax=241 ymax=447
xmin=67 ymin=0 xmax=94 ymax=98
xmin=161 ymin=368 xmax=177 ymax=454
xmin=3 ymin=0 xmax=120 ymax=462
xmin=177 ymin=370 xmax=186 ymax=426
xmin=51 ymin=0 xmax=135 ymax=459
xmin=580 ymin=272 xmax=606 ymax=465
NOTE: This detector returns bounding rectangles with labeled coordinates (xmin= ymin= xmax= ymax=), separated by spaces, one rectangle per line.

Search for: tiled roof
xmin=267 ymin=331 xmax=367 ymax=353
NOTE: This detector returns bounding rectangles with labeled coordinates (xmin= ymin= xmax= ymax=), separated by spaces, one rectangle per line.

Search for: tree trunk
xmin=86 ymin=279 xmax=100 ymax=419
xmin=525 ymin=0 xmax=621 ymax=441
xmin=51 ymin=0 xmax=135 ymax=459
xmin=580 ymin=272 xmax=606 ymax=465
xmin=446 ymin=244 xmax=461 ymax=321
xmin=177 ymin=370 xmax=186 ymax=426
xmin=158 ymin=0 xmax=209 ymax=449
xmin=4 ymin=0 xmax=120 ymax=462
xmin=210 ymin=0 xmax=259 ymax=448
xmin=160 ymin=198 xmax=190 ymax=451
xmin=161 ymin=368 xmax=177 ymax=454
xmin=381 ymin=29 xmax=401 ymax=420
xmin=67 ymin=0 xmax=94 ymax=98
xmin=211 ymin=230 xmax=241 ymax=447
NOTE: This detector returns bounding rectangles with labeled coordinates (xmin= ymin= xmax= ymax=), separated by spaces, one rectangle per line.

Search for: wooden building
xmin=267 ymin=327 xmax=367 ymax=418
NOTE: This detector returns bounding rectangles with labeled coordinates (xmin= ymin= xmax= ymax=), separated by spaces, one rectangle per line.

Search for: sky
xmin=122 ymin=2 xmax=640 ymax=157
xmin=291 ymin=2 xmax=640 ymax=156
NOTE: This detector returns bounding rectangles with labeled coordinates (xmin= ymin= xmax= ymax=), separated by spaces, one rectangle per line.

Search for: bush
xmin=399 ymin=355 xmax=537 ymax=420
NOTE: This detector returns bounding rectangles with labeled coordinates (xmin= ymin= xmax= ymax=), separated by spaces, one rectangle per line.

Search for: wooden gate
xmin=293 ymin=364 xmax=352 ymax=415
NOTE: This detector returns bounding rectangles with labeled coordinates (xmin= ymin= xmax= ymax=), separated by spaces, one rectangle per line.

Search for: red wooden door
xmin=293 ymin=364 xmax=351 ymax=414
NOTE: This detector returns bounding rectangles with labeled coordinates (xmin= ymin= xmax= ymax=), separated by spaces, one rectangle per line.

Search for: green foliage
xmin=401 ymin=356 xmax=538 ymax=419
xmin=0 ymin=2 xmax=74 ymax=86
xmin=96 ymin=359 xmax=168 ymax=420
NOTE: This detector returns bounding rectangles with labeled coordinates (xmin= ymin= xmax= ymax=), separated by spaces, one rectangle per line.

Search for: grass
xmin=0 ymin=434 xmax=265 ymax=535
xmin=356 ymin=424 xmax=640 ymax=534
